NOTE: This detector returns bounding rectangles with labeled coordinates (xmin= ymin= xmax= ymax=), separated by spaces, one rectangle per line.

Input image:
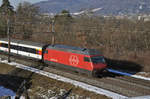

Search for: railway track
xmin=44 ymin=67 xmax=150 ymax=97
xmin=0 ymin=53 xmax=150 ymax=97
xmin=100 ymin=77 xmax=150 ymax=96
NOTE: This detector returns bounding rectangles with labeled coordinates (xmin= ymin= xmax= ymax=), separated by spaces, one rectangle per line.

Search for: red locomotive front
xmin=89 ymin=55 xmax=107 ymax=76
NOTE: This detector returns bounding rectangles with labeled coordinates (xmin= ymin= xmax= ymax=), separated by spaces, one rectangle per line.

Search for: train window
xmin=84 ymin=57 xmax=90 ymax=62
xmin=0 ymin=43 xmax=37 ymax=54
xmin=17 ymin=46 xmax=36 ymax=54
xmin=10 ymin=44 xmax=15 ymax=49
xmin=25 ymin=47 xmax=36 ymax=54
xmin=1 ymin=43 xmax=8 ymax=48
xmin=91 ymin=56 xmax=105 ymax=64
xmin=30 ymin=48 xmax=36 ymax=54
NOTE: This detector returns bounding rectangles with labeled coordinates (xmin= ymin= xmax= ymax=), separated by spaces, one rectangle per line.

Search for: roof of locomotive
xmin=0 ymin=38 xmax=45 ymax=48
xmin=47 ymin=44 xmax=101 ymax=55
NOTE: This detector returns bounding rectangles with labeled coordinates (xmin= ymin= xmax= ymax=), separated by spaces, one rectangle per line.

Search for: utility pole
xmin=7 ymin=18 xmax=11 ymax=63
xmin=51 ymin=18 xmax=55 ymax=45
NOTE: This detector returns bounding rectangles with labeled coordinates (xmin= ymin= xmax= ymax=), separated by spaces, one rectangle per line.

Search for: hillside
xmin=35 ymin=0 xmax=150 ymax=15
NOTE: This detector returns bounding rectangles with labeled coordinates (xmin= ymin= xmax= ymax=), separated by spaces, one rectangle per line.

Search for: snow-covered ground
xmin=0 ymin=58 xmax=127 ymax=99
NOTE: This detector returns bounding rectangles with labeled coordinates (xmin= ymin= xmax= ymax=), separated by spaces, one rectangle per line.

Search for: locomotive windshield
xmin=91 ymin=56 xmax=105 ymax=64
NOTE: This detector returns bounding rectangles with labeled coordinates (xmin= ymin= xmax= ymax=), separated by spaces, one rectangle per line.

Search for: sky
xmin=0 ymin=0 xmax=44 ymax=9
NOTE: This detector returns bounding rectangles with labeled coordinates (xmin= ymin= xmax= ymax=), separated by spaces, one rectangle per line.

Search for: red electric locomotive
xmin=43 ymin=44 xmax=107 ymax=76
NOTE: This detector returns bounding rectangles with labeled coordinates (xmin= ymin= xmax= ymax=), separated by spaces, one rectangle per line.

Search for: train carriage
xmin=0 ymin=38 xmax=45 ymax=60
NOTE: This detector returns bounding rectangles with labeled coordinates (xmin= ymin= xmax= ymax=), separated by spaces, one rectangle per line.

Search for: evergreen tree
xmin=61 ymin=10 xmax=71 ymax=17
xmin=0 ymin=0 xmax=14 ymax=15
xmin=0 ymin=0 xmax=14 ymax=37
xmin=55 ymin=9 xmax=73 ymax=25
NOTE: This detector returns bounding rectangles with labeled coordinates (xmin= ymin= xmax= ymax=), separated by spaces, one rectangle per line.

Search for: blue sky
xmin=0 ymin=0 xmax=44 ymax=9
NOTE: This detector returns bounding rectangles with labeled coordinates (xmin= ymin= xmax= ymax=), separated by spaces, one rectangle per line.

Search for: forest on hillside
xmin=0 ymin=1 xmax=150 ymax=72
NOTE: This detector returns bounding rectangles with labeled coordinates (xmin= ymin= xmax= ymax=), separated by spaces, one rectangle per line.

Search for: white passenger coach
xmin=0 ymin=38 xmax=45 ymax=60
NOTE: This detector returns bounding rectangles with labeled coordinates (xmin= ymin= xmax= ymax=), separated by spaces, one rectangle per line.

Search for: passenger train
xmin=0 ymin=38 xmax=107 ymax=76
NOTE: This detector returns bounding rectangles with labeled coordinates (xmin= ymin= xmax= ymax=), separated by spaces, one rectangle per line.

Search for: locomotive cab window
xmin=84 ymin=57 xmax=90 ymax=62
xmin=91 ymin=56 xmax=105 ymax=64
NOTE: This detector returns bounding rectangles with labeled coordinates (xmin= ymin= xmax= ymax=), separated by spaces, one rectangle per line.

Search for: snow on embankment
xmin=0 ymin=58 xmax=127 ymax=99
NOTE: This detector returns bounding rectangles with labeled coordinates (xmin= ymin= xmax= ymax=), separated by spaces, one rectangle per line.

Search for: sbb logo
xmin=69 ymin=55 xmax=79 ymax=66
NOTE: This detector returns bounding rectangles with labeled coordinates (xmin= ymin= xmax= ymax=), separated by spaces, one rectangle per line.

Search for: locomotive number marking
xmin=69 ymin=55 xmax=79 ymax=66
